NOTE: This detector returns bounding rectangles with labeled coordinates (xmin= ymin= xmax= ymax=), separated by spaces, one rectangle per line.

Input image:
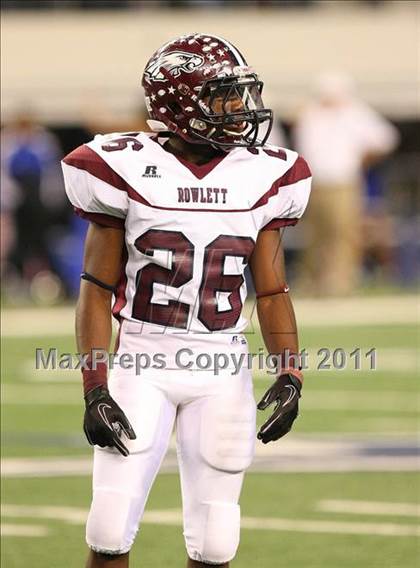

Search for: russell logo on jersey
xmin=142 ymin=165 xmax=161 ymax=178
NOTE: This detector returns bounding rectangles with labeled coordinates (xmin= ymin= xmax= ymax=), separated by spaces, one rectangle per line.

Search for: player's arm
xmin=76 ymin=222 xmax=122 ymax=360
xmin=249 ymin=229 xmax=302 ymax=444
xmin=77 ymin=222 xmax=135 ymax=456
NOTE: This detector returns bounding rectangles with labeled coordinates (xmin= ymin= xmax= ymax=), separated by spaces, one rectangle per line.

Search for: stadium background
xmin=1 ymin=1 xmax=419 ymax=567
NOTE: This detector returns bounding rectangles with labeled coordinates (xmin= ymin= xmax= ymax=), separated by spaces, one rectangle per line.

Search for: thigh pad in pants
xmin=199 ymin=391 xmax=256 ymax=473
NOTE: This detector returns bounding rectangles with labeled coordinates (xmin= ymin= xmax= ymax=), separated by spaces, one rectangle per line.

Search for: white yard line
xmin=2 ymin=295 xmax=418 ymax=337
xmin=2 ymin=505 xmax=419 ymax=538
xmin=240 ymin=517 xmax=420 ymax=537
xmin=318 ymin=500 xmax=420 ymax=517
xmin=2 ymin=435 xmax=419 ymax=477
xmin=1 ymin=523 xmax=49 ymax=537
xmin=1 ymin=458 xmax=93 ymax=478
xmin=2 ymin=505 xmax=87 ymax=525
xmin=247 ymin=295 xmax=419 ymax=327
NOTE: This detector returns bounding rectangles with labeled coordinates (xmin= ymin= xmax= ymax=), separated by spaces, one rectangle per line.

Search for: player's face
xmin=209 ymin=93 xmax=244 ymax=113
xmin=207 ymin=93 xmax=247 ymax=133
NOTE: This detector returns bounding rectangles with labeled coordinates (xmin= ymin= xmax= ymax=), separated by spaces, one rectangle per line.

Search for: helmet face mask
xmin=142 ymin=34 xmax=273 ymax=150
xmin=192 ymin=73 xmax=273 ymax=148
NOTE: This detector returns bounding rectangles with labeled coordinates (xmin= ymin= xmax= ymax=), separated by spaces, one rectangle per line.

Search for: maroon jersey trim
xmin=252 ymin=155 xmax=311 ymax=210
xmin=63 ymin=145 xmax=149 ymax=206
xmin=167 ymin=150 xmax=228 ymax=180
xmin=64 ymin=145 xmax=310 ymax=213
xmin=261 ymin=218 xmax=299 ymax=231
xmin=74 ymin=208 xmax=125 ymax=229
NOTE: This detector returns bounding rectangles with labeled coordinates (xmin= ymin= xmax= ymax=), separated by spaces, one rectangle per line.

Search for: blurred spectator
xmin=293 ymin=72 xmax=399 ymax=296
xmin=0 ymin=166 xmax=19 ymax=280
xmin=1 ymin=110 xmax=65 ymax=297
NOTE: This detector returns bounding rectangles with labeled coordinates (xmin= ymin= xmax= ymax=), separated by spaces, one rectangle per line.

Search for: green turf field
xmin=1 ymin=299 xmax=419 ymax=567
xmin=2 ymin=472 xmax=419 ymax=568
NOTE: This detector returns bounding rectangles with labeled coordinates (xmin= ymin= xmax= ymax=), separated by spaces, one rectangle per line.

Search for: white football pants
xmin=86 ymin=365 xmax=256 ymax=564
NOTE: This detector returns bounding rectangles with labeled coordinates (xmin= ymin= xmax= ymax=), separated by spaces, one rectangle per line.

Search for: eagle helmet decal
xmin=144 ymin=51 xmax=205 ymax=82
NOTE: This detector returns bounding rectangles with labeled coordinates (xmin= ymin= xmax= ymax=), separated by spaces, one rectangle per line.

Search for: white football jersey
xmin=62 ymin=132 xmax=311 ymax=365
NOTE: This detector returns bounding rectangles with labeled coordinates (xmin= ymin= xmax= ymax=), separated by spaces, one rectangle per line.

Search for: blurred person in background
xmin=293 ymin=72 xmax=399 ymax=296
xmin=0 ymin=165 xmax=19 ymax=282
xmin=1 ymin=110 xmax=66 ymax=300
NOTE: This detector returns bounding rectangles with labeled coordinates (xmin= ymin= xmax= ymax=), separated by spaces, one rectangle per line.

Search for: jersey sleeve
xmin=61 ymin=144 xmax=129 ymax=229
xmin=259 ymin=154 xmax=312 ymax=231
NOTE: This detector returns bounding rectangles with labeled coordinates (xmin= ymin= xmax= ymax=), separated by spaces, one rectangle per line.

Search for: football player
xmin=61 ymin=33 xmax=311 ymax=568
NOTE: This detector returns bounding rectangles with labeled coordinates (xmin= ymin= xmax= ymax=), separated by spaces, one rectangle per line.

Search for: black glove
xmin=83 ymin=386 xmax=136 ymax=457
xmin=257 ymin=373 xmax=302 ymax=444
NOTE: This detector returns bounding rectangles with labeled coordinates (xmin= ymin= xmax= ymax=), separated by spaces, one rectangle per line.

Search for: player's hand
xmin=257 ymin=373 xmax=302 ymax=444
xmin=83 ymin=386 xmax=136 ymax=457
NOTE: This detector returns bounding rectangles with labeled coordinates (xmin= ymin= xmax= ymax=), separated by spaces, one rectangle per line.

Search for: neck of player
xmin=164 ymin=135 xmax=226 ymax=166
